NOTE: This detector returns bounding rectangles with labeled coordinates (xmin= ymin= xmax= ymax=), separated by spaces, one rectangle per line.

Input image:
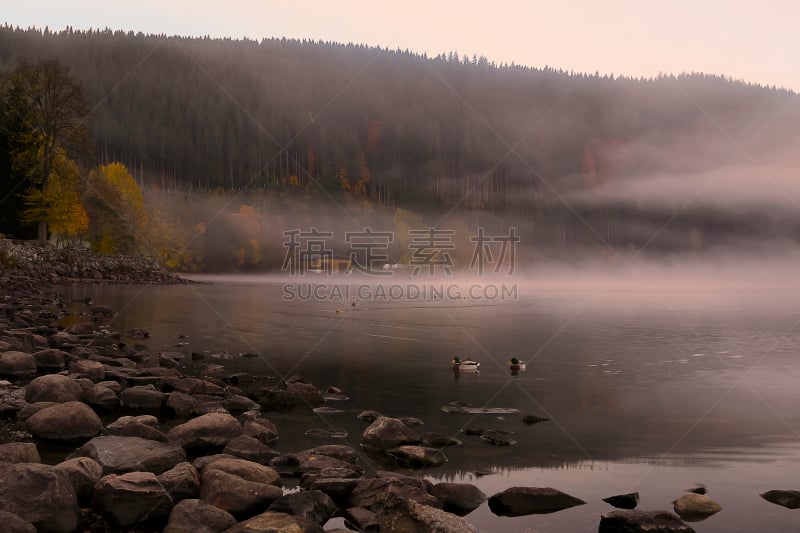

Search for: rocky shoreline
xmin=0 ymin=242 xmax=794 ymax=532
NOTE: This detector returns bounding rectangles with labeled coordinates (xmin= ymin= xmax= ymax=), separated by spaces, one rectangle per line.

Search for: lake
xmin=58 ymin=272 xmax=800 ymax=532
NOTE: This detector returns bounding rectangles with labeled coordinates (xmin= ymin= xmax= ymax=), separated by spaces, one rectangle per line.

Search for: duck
xmin=451 ymin=356 xmax=480 ymax=371
xmin=508 ymin=357 xmax=526 ymax=372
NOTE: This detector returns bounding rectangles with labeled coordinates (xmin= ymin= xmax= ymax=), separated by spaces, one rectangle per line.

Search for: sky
xmin=3 ymin=0 xmax=799 ymax=91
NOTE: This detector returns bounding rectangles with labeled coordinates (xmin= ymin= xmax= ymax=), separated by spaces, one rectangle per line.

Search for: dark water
xmin=59 ymin=274 xmax=800 ymax=532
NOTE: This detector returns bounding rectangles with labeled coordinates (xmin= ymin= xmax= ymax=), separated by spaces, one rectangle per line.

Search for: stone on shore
xmin=69 ymin=435 xmax=186 ymax=475
xmin=164 ymin=499 xmax=237 ymax=533
xmin=200 ymin=458 xmax=283 ymax=517
xmin=53 ymin=457 xmax=103 ymax=505
xmin=0 ymin=442 xmax=40 ymax=463
xmin=81 ymin=384 xmax=119 ymax=411
xmin=599 ymin=510 xmax=696 ymax=533
xmin=26 ymin=401 xmax=102 ymax=441
xmin=387 ymin=445 xmax=447 ymax=468
xmin=224 ymin=511 xmax=325 ymax=533
xmin=603 ymin=492 xmax=640 ymax=509
xmin=32 ymin=348 xmax=67 ymax=372
xmin=223 ymin=435 xmax=280 ymax=465
xmin=93 ymin=471 xmax=174 ymax=527
xmin=0 ymin=351 xmax=37 ymax=380
xmin=168 ymin=412 xmax=243 ymax=449
xmin=361 ymin=416 xmax=421 ymax=451
xmin=119 ymin=385 xmax=166 ymax=412
xmin=0 ymin=511 xmax=36 ymax=533
xmin=488 ymin=486 xmax=586 ymax=516
xmin=376 ymin=492 xmax=477 ymax=533
xmin=430 ymin=482 xmax=487 ymax=516
xmin=158 ymin=461 xmax=201 ymax=501
xmin=267 ymin=490 xmax=339 ymax=524
xmin=348 ymin=475 xmax=439 ymax=512
xmin=0 ymin=463 xmax=80 ymax=533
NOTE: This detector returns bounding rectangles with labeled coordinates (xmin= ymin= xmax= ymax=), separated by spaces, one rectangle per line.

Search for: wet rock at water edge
xmin=375 ymin=491 xmax=477 ymax=533
xmin=306 ymin=427 xmax=348 ymax=439
xmin=488 ymin=486 xmax=586 ymax=516
xmin=361 ymin=416 xmax=421 ymax=451
xmin=386 ymin=445 xmax=447 ymax=468
xmin=761 ymin=490 xmax=800 ymax=509
xmin=223 ymin=435 xmax=281 ymax=465
xmin=93 ymin=471 xmax=174 ymax=527
xmin=672 ymin=493 xmax=722 ymax=521
xmin=603 ymin=492 xmax=640 ymax=509
xmin=522 ymin=414 xmax=550 ymax=425
xmin=163 ymin=499 xmax=237 ymax=533
xmin=357 ymin=409 xmax=383 ymax=422
xmin=599 ymin=510 xmax=696 ymax=533
xmin=167 ymin=412 xmax=243 ymax=449
xmin=199 ymin=457 xmax=282 ymax=518
xmin=480 ymin=429 xmax=517 ymax=446
xmin=313 ymin=406 xmax=344 ymax=414
xmin=431 ymin=482 xmax=487 ymax=516
xmin=125 ymin=328 xmax=150 ymax=340
xmin=348 ymin=475 xmax=440 ymax=512
xmin=0 ymin=463 xmax=80 ymax=533
xmin=343 ymin=507 xmax=379 ymax=532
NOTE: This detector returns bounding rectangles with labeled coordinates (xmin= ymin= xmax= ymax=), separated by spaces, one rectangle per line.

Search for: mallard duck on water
xmin=451 ymin=356 xmax=480 ymax=371
xmin=508 ymin=357 xmax=526 ymax=371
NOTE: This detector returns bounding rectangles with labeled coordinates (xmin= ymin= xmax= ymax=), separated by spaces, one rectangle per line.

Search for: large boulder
xmin=25 ymin=374 xmax=83 ymax=403
xmin=164 ymin=499 xmax=237 ymax=533
xmin=224 ymin=511 xmax=325 ymax=533
xmin=267 ymin=490 xmax=338 ymax=525
xmin=168 ymin=412 xmax=242 ymax=449
xmin=0 ymin=442 xmax=40 ymax=463
xmin=258 ymin=382 xmax=325 ymax=411
xmin=0 ymin=463 xmax=80 ymax=533
xmin=761 ymin=490 xmax=800 ymax=509
xmin=94 ymin=471 xmax=174 ymax=527
xmin=599 ymin=510 xmax=696 ymax=533
xmin=488 ymin=486 xmax=586 ymax=516
xmin=81 ymin=384 xmax=119 ymax=411
xmin=26 ymin=401 xmax=102 ymax=441
xmin=200 ymin=457 xmax=282 ymax=517
xmin=69 ymin=435 xmax=186 ymax=475
xmin=672 ymin=493 xmax=722 ymax=521
xmin=0 ymin=351 xmax=37 ymax=380
xmin=53 ymin=457 xmax=103 ymax=506
xmin=158 ymin=461 xmax=201 ymax=501
xmin=430 ymin=482 xmax=486 ymax=516
xmin=376 ymin=492 xmax=477 ymax=533
xmin=361 ymin=417 xmax=421 ymax=451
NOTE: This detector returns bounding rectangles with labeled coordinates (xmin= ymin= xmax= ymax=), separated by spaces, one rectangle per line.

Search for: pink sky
xmin=5 ymin=0 xmax=798 ymax=91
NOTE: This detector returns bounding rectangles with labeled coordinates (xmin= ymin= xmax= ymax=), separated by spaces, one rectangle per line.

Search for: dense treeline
xmin=0 ymin=25 xmax=796 ymax=210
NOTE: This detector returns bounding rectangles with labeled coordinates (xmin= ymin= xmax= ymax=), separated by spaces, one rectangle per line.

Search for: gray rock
xmin=67 ymin=322 xmax=95 ymax=335
xmin=761 ymin=489 xmax=800 ymax=509
xmin=430 ymin=482 xmax=486 ymax=515
xmin=25 ymin=374 xmax=84 ymax=403
xmin=672 ymin=493 xmax=722 ymax=521
xmin=603 ymin=492 xmax=640 ymax=509
xmin=0 ymin=463 xmax=80 ymax=533
xmin=164 ymin=499 xmax=237 ymax=533
xmin=69 ymin=435 xmax=186 ymax=475
xmin=119 ymin=385 xmax=166 ymax=412
xmin=267 ymin=490 xmax=338 ymax=524
xmin=26 ymin=401 xmax=102 ymax=441
xmin=167 ymin=391 xmax=198 ymax=417
xmin=258 ymin=382 xmax=324 ymax=411
xmin=94 ymin=471 xmax=174 ymax=527
xmin=306 ymin=477 xmax=360 ymax=502
xmin=53 ymin=457 xmax=103 ymax=505
xmin=242 ymin=419 xmax=279 ymax=444
xmin=0 ymin=442 xmax=40 ymax=463
xmin=168 ymin=412 xmax=243 ymax=449
xmin=16 ymin=401 xmax=55 ymax=421
xmin=361 ymin=416 xmax=421 ymax=451
xmin=357 ymin=410 xmax=383 ymax=423
xmin=223 ymin=435 xmax=280 ymax=465
xmin=599 ymin=510 xmax=696 ymax=533
xmin=164 ymin=376 xmax=228 ymax=396
xmin=376 ymin=492 xmax=477 ymax=533
xmin=201 ymin=459 xmax=282 ymax=517
xmin=223 ymin=511 xmax=325 ymax=533
xmin=422 ymin=432 xmax=462 ymax=447
xmin=488 ymin=486 xmax=586 ymax=516
xmin=0 ymin=351 xmax=36 ymax=380
xmin=69 ymin=359 xmax=105 ymax=381
xmin=480 ymin=429 xmax=516 ymax=446
xmin=158 ymin=461 xmax=201 ymax=501
xmin=343 ymin=507 xmax=378 ymax=532
xmin=301 ymin=445 xmax=360 ymax=464
xmin=348 ymin=476 xmax=439 ymax=512
xmin=0 ymin=510 xmax=36 ymax=533
xmin=49 ymin=331 xmax=81 ymax=347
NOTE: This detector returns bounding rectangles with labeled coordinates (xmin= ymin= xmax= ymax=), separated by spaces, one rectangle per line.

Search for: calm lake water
xmin=59 ymin=273 xmax=800 ymax=532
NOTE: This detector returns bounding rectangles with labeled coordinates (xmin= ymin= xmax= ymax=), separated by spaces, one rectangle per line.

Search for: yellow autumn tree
xmin=22 ymin=148 xmax=89 ymax=246
xmin=85 ymin=163 xmax=147 ymax=253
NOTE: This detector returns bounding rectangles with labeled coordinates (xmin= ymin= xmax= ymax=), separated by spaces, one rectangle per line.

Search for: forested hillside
xmin=1 ymin=25 xmax=798 ymax=270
